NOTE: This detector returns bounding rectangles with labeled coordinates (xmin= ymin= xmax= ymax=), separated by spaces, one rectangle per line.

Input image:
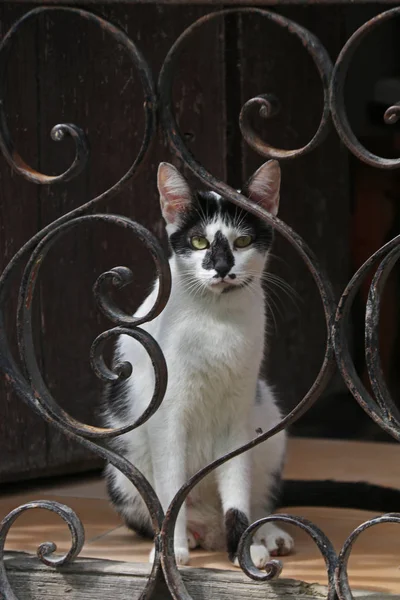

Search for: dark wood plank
xmin=0 ymin=5 xmax=49 ymax=483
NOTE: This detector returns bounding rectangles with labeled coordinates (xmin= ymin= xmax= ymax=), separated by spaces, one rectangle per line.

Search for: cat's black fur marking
xmin=103 ymin=374 xmax=130 ymax=423
xmin=255 ymin=381 xmax=262 ymax=405
xmin=202 ymin=230 xmax=234 ymax=277
xmin=169 ymin=191 xmax=273 ymax=257
xmin=106 ymin=471 xmax=153 ymax=539
xmin=105 ymin=471 xmax=126 ymax=506
xmin=123 ymin=508 xmax=153 ymax=539
xmin=225 ymin=508 xmax=250 ymax=562
xmin=268 ymin=469 xmax=283 ymax=512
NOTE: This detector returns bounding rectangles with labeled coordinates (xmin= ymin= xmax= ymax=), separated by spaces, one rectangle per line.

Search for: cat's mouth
xmin=209 ymin=276 xmax=254 ymax=294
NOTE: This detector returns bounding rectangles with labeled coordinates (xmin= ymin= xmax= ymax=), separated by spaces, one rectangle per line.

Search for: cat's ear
xmin=157 ymin=162 xmax=192 ymax=225
xmin=242 ymin=160 xmax=281 ymax=216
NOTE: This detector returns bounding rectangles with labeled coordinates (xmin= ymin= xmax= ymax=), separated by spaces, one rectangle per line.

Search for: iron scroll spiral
xmin=16 ymin=214 xmax=171 ymax=440
xmin=0 ymin=5 xmax=156 ymax=197
xmin=333 ymin=235 xmax=400 ymax=441
xmin=335 ymin=514 xmax=400 ymax=600
xmin=238 ymin=515 xmax=337 ymax=598
xmin=0 ymin=501 xmax=85 ymax=600
xmin=330 ymin=0 xmax=400 ymax=434
xmin=330 ymin=7 xmax=400 ymax=169
xmin=0 ymin=6 xmax=157 ymax=185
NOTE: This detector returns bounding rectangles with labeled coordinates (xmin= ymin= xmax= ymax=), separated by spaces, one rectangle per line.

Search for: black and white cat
xmin=103 ymin=160 xmax=294 ymax=567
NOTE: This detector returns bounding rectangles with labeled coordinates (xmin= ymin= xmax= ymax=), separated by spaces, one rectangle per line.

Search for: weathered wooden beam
xmin=4 ymin=553 xmax=399 ymax=600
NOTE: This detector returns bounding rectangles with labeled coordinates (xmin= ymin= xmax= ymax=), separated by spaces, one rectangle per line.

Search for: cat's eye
xmin=191 ymin=236 xmax=209 ymax=250
xmin=234 ymin=235 xmax=253 ymax=248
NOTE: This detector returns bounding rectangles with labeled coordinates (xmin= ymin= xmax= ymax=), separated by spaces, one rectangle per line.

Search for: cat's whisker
xmin=261 ymin=276 xmax=301 ymax=311
xmin=264 ymin=285 xmax=298 ymax=316
xmin=234 ymin=267 xmax=299 ymax=308
xmin=265 ymin=287 xmax=300 ymax=315
xmin=263 ymin=272 xmax=300 ymax=297
xmin=263 ymin=293 xmax=279 ymax=333
xmin=265 ymin=290 xmax=284 ymax=322
xmin=268 ymin=252 xmax=292 ymax=270
xmin=181 ymin=279 xmax=206 ymax=297
xmin=245 ymin=280 xmax=278 ymax=332
xmin=193 ymin=205 xmax=209 ymax=231
xmin=234 ymin=208 xmax=247 ymax=231
xmin=261 ymin=275 xmax=297 ymax=296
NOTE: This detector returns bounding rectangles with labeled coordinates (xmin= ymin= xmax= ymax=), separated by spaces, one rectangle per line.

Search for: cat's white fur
xmin=104 ymin=161 xmax=294 ymax=567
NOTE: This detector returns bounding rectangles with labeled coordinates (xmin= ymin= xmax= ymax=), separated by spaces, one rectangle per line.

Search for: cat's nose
xmin=214 ymin=264 xmax=231 ymax=278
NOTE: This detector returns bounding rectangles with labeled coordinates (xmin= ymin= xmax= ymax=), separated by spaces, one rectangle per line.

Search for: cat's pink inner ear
xmin=157 ymin=162 xmax=192 ymax=224
xmin=244 ymin=160 xmax=281 ymax=216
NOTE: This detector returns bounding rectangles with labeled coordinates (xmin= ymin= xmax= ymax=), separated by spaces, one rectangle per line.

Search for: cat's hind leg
xmin=105 ymin=464 xmax=154 ymax=539
xmin=186 ymin=498 xmax=225 ymax=551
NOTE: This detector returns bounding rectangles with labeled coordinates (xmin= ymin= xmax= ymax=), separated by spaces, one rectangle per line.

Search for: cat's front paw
xmin=174 ymin=546 xmax=190 ymax=565
xmin=232 ymin=543 xmax=269 ymax=569
xmin=148 ymin=545 xmax=190 ymax=565
xmin=263 ymin=527 xmax=294 ymax=557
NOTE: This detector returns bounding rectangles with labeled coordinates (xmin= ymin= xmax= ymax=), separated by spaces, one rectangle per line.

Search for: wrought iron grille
xmin=1 ymin=5 xmax=400 ymax=600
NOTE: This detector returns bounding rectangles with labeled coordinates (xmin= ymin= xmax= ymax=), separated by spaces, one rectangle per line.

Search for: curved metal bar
xmin=239 ymin=34 xmax=332 ymax=159
xmin=335 ymin=513 xmax=400 ymax=600
xmin=93 ymin=263 xmax=170 ymax=327
xmin=0 ymin=501 xmax=84 ymax=600
xmin=238 ymin=514 xmax=337 ymax=600
xmin=0 ymin=218 xmax=167 ymax=597
xmin=90 ymin=325 xmax=169 ymax=431
xmin=333 ymin=235 xmax=400 ymax=441
xmin=0 ymin=336 xmax=164 ymax=599
xmin=158 ymin=9 xmax=337 ymax=598
xmin=1 ymin=501 xmax=85 ymax=566
xmin=0 ymin=121 xmax=89 ymax=185
xmin=365 ymin=246 xmax=400 ymax=425
xmin=14 ymin=214 xmax=170 ymax=439
xmin=330 ymin=7 xmax=400 ymax=169
xmin=159 ymin=8 xmax=332 ymax=162
xmin=0 ymin=4 xmax=155 ymax=218
xmin=0 ymin=7 xmax=90 ymax=183
xmin=0 ymin=6 xmax=156 ymax=185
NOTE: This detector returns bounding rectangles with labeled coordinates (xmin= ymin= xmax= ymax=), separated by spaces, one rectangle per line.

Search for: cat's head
xmin=157 ymin=161 xmax=280 ymax=296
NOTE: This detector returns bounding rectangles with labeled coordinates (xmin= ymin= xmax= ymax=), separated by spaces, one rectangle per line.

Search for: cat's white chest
xmin=162 ymin=306 xmax=263 ymax=404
